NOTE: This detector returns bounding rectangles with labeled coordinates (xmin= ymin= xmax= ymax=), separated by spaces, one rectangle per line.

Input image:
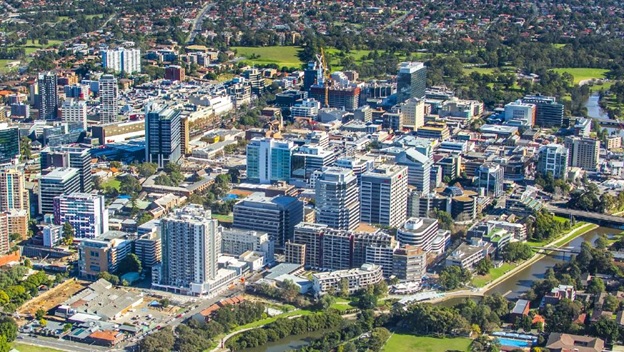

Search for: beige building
xmin=401 ymin=97 xmax=425 ymax=129
xmin=284 ymin=241 xmax=305 ymax=265
xmin=0 ymin=167 xmax=29 ymax=214
xmin=312 ymin=264 xmax=383 ymax=295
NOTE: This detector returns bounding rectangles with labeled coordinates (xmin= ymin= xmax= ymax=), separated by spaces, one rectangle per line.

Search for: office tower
xmin=246 ymin=137 xmax=296 ymax=184
xmin=101 ymin=48 xmax=142 ymax=74
xmin=335 ymin=157 xmax=375 ymax=185
xmin=38 ymin=167 xmax=80 ymax=215
xmin=291 ymin=145 xmax=336 ymax=180
xmin=395 ymin=148 xmax=432 ymax=194
xmin=537 ymin=144 xmax=569 ymax=179
xmin=476 ymin=163 xmax=504 ymax=197
xmin=360 ymin=164 xmax=409 ymax=228
xmin=504 ymin=100 xmax=536 ymax=127
xmin=565 ymin=136 xmax=600 ymax=171
xmin=522 ymin=95 xmax=564 ymax=128
xmin=0 ymin=124 xmax=20 ymax=164
xmin=221 ymin=228 xmax=274 ymax=264
xmin=135 ymin=232 xmax=162 ymax=269
xmin=0 ymin=167 xmax=28 ymax=213
xmin=392 ymin=245 xmax=427 ymax=282
xmin=303 ymin=61 xmax=322 ymax=91
xmin=164 ymin=65 xmax=185 ymax=82
xmin=574 ymin=117 xmax=592 ymax=137
xmin=284 ymin=241 xmax=305 ymax=265
xmin=64 ymin=84 xmax=90 ymax=100
xmin=10 ymin=103 xmax=29 ymax=119
xmin=37 ymin=71 xmax=59 ymax=120
xmin=61 ymin=100 xmax=87 ymax=129
xmin=233 ymin=192 xmax=303 ymax=248
xmin=99 ymin=74 xmax=118 ymax=124
xmin=145 ymin=104 xmax=181 ymax=169
xmin=401 ymin=97 xmax=425 ymax=129
xmin=157 ymin=205 xmax=221 ymax=294
xmin=315 ymin=167 xmax=360 ymax=231
xmin=243 ymin=68 xmax=266 ymax=95
xmin=308 ymin=86 xmax=361 ymax=111
xmin=397 ymin=62 xmax=426 ymax=104
xmin=53 ymin=193 xmax=109 ymax=239
xmin=180 ymin=116 xmax=190 ymax=155
xmin=397 ymin=217 xmax=440 ymax=251
xmin=0 ymin=213 xmax=10 ymax=254
xmin=41 ymin=145 xmax=93 ymax=193
xmin=293 ymin=222 xmax=327 ymax=268
xmin=354 ymin=105 xmax=373 ymax=122
xmin=78 ymin=233 xmax=132 ymax=279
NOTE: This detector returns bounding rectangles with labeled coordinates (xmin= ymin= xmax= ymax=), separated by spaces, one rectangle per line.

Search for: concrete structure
xmin=565 ymin=136 xmax=600 ymax=171
xmin=145 ymin=104 xmax=182 ymax=168
xmin=401 ymin=98 xmax=425 ymax=129
xmin=476 ymin=163 xmax=504 ymax=197
xmin=246 ymin=138 xmax=296 ymax=184
xmin=43 ymin=224 xmax=62 ymax=247
xmin=101 ymin=48 xmax=141 ymax=74
xmin=360 ymin=164 xmax=408 ymax=228
xmin=291 ymin=145 xmax=335 ymax=180
xmin=61 ymin=100 xmax=87 ymax=129
xmin=0 ymin=124 xmax=20 ymax=164
xmin=396 ymin=217 xmax=439 ymax=251
xmin=537 ymin=144 xmax=569 ymax=179
xmin=504 ymin=100 xmax=536 ymax=127
xmin=38 ymin=167 xmax=81 ymax=215
xmin=99 ymin=75 xmax=118 ymax=124
xmin=233 ymin=192 xmax=303 ymax=248
xmin=0 ymin=167 xmax=28 ymax=213
xmin=41 ymin=145 xmax=93 ymax=193
xmin=135 ymin=231 xmax=161 ymax=269
xmin=37 ymin=72 xmax=58 ymax=120
xmin=164 ymin=65 xmax=185 ymax=82
xmin=315 ymin=168 xmax=360 ymax=231
xmin=397 ymin=62 xmax=426 ymax=103
xmin=395 ymin=148 xmax=432 ymax=194
xmin=78 ymin=232 xmax=133 ymax=279
xmin=445 ymin=242 xmax=489 ymax=269
xmin=221 ymin=228 xmax=274 ymax=264
xmin=522 ymin=95 xmax=564 ymax=128
xmin=312 ymin=264 xmax=383 ymax=295
xmin=392 ymin=245 xmax=427 ymax=282
xmin=154 ymin=205 xmax=222 ymax=295
xmin=284 ymin=241 xmax=306 ymax=265
xmin=53 ymin=193 xmax=109 ymax=239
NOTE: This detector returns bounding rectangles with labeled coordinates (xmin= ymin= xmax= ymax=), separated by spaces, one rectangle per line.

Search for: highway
xmin=187 ymin=2 xmax=215 ymax=44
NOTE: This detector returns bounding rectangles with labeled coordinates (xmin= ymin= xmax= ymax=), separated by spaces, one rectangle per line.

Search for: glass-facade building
xmin=397 ymin=62 xmax=427 ymax=104
xmin=246 ymin=138 xmax=296 ymax=184
xmin=0 ymin=124 xmax=19 ymax=164
xmin=145 ymin=105 xmax=181 ymax=168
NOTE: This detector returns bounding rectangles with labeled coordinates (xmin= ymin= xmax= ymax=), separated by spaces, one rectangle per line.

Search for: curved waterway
xmin=486 ymin=226 xmax=620 ymax=299
xmin=585 ymin=92 xmax=609 ymax=119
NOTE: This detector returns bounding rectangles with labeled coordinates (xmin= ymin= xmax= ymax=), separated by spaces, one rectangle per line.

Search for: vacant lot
xmin=231 ymin=46 xmax=302 ymax=68
xmin=383 ymin=334 xmax=471 ymax=352
xmin=552 ymin=67 xmax=609 ymax=84
xmin=18 ymin=279 xmax=89 ymax=320
xmin=13 ymin=342 xmax=65 ymax=352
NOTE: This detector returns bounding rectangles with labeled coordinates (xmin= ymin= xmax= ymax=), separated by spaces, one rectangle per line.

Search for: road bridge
xmin=545 ymin=205 xmax=624 ymax=228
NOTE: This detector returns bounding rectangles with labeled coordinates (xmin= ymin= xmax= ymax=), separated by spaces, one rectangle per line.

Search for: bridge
xmin=545 ymin=205 xmax=624 ymax=228
xmin=532 ymin=246 xmax=580 ymax=254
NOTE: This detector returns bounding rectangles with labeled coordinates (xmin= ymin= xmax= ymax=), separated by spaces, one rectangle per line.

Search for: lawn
xmin=212 ymin=214 xmax=233 ymax=223
xmin=102 ymin=177 xmax=121 ymax=191
xmin=231 ymin=46 xmax=302 ymax=68
xmin=552 ymin=43 xmax=567 ymax=48
xmin=330 ymin=297 xmax=355 ymax=312
xmin=551 ymin=68 xmax=609 ymax=84
xmin=13 ymin=40 xmax=64 ymax=55
xmin=13 ymin=342 xmax=66 ymax=352
xmin=383 ymin=334 xmax=471 ymax=352
xmin=471 ymin=263 xmax=515 ymax=288
xmin=527 ymin=222 xmax=592 ymax=248
xmin=234 ymin=309 xmax=314 ymax=330
xmin=590 ymin=81 xmax=615 ymax=92
xmin=0 ymin=59 xmax=21 ymax=73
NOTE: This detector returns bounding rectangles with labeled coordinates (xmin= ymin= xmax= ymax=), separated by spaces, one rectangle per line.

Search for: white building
xmin=360 ymin=164 xmax=408 ymax=228
xmin=396 ymin=217 xmax=439 ymax=252
xmin=53 ymin=193 xmax=109 ymax=239
xmin=61 ymin=100 xmax=87 ymax=129
xmin=246 ymin=138 xmax=296 ymax=184
xmin=537 ymin=144 xmax=569 ymax=179
xmin=315 ymin=167 xmax=360 ymax=231
xmin=99 ymin=75 xmax=118 ymax=124
xmin=291 ymin=99 xmax=321 ymax=118
xmin=43 ymin=224 xmax=62 ymax=247
xmin=153 ymin=205 xmax=222 ymax=296
xmin=504 ymin=100 xmax=536 ymax=127
xmin=101 ymin=48 xmax=141 ymax=74
xmin=312 ymin=264 xmax=383 ymax=295
xmin=221 ymin=228 xmax=275 ymax=264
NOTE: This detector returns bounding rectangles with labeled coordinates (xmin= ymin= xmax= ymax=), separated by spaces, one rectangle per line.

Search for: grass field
xmin=552 ymin=43 xmax=567 ymax=48
xmin=14 ymin=40 xmax=64 ymax=54
xmin=471 ymin=263 xmax=515 ymax=288
xmin=102 ymin=177 xmax=121 ymax=191
xmin=383 ymin=334 xmax=471 ymax=352
xmin=0 ymin=59 xmax=21 ymax=73
xmin=231 ymin=46 xmax=302 ymax=68
xmin=552 ymin=68 xmax=609 ymax=84
xmin=13 ymin=342 xmax=66 ymax=352
xmin=527 ymin=222 xmax=591 ymax=248
xmin=234 ymin=309 xmax=314 ymax=330
xmin=330 ymin=297 xmax=355 ymax=312
xmin=212 ymin=214 xmax=233 ymax=223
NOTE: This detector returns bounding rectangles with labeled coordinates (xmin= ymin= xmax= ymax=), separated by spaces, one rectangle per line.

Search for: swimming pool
xmin=496 ymin=337 xmax=533 ymax=348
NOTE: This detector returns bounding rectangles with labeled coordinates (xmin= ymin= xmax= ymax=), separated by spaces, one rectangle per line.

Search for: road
xmin=17 ymin=334 xmax=109 ymax=352
xmin=187 ymin=2 xmax=215 ymax=44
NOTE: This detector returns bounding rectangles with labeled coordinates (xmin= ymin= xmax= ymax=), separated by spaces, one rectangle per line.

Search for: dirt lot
xmin=17 ymin=279 xmax=89 ymax=322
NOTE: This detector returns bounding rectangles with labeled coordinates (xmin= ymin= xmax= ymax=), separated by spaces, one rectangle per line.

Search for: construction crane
xmin=315 ymin=48 xmax=331 ymax=108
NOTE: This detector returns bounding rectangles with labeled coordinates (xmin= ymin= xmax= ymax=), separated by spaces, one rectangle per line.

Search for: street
xmin=17 ymin=334 xmax=109 ymax=352
xmin=187 ymin=2 xmax=215 ymax=44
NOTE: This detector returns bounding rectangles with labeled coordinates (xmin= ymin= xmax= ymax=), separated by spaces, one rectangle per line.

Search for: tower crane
xmin=315 ymin=48 xmax=331 ymax=108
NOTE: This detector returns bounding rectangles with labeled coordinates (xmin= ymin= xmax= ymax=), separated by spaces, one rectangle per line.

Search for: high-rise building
xmin=303 ymin=61 xmax=322 ymax=91
xmin=0 ymin=213 xmax=11 ymax=254
xmin=504 ymin=100 xmax=536 ymax=127
xmin=284 ymin=241 xmax=306 ymax=265
xmin=164 ymin=65 xmax=185 ymax=82
xmin=476 ymin=163 xmax=504 ymax=197
xmin=232 ymin=193 xmax=303 ymax=248
xmin=0 ymin=124 xmax=20 ymax=164
xmin=61 ymin=100 xmax=87 ymax=129
xmin=246 ymin=138 xmax=296 ymax=184
xmin=395 ymin=148 xmax=432 ymax=194
xmin=315 ymin=168 xmax=360 ymax=231
xmin=0 ymin=167 xmax=28 ymax=213
xmin=37 ymin=71 xmax=58 ymax=120
xmin=41 ymin=145 xmax=93 ymax=193
xmin=565 ymin=136 xmax=600 ymax=171
xmin=145 ymin=104 xmax=181 ymax=169
xmin=99 ymin=74 xmax=118 ymax=124
xmin=396 ymin=217 xmax=439 ymax=251
xmin=291 ymin=145 xmax=336 ymax=180
xmin=392 ymin=245 xmax=427 ymax=282
xmin=135 ymin=231 xmax=162 ymax=269
xmin=335 ymin=157 xmax=375 ymax=185
xmin=537 ymin=144 xmax=569 ymax=179
xmin=38 ymin=167 xmax=81 ymax=215
xmin=522 ymin=95 xmax=564 ymax=128
xmin=360 ymin=164 xmax=408 ymax=228
xmin=78 ymin=233 xmax=133 ymax=279
xmin=156 ymin=205 xmax=221 ymax=295
xmin=101 ymin=48 xmax=142 ymax=74
xmin=397 ymin=62 xmax=426 ymax=104
xmin=401 ymin=97 xmax=425 ymax=129
xmin=221 ymin=228 xmax=274 ymax=264
xmin=293 ymin=222 xmax=327 ymax=268
xmin=53 ymin=193 xmax=109 ymax=239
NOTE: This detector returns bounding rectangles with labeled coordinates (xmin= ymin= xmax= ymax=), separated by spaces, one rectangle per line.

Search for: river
xmin=585 ymin=92 xmax=609 ymax=119
xmin=486 ymin=226 xmax=620 ymax=299
xmin=240 ymin=329 xmax=328 ymax=352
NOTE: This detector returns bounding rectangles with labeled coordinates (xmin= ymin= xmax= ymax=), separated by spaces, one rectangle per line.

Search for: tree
xmin=471 ymin=335 xmax=500 ymax=352
xmin=62 ymin=222 xmax=74 ymax=245
xmin=435 ymin=210 xmax=454 ymax=230
xmin=339 ymin=278 xmax=350 ymax=298
xmin=368 ymin=327 xmax=391 ymax=352
xmin=138 ymin=162 xmax=158 ymax=178
xmin=39 ymin=318 xmax=47 ymax=327
xmin=93 ymin=176 xmax=103 ymax=190
xmin=0 ymin=317 xmax=17 ymax=342
xmin=160 ymin=298 xmax=170 ymax=308
xmin=19 ymin=136 xmax=32 ymax=160
xmin=139 ymin=327 xmax=175 ymax=352
xmin=439 ymin=266 xmax=472 ymax=290
xmin=63 ymin=323 xmax=72 ymax=332
xmin=0 ymin=335 xmax=9 ymax=352
xmin=119 ymin=175 xmax=142 ymax=196
xmin=98 ymin=272 xmax=120 ymax=286
xmin=35 ymin=308 xmax=46 ymax=320
xmin=502 ymin=242 xmax=534 ymax=262
xmin=592 ymin=317 xmax=619 ymax=343
xmin=109 ymin=161 xmax=122 ymax=169
xmin=475 ymin=258 xmax=494 ymax=275
xmin=116 ymin=253 xmax=142 ymax=275
xmin=281 ymin=279 xmax=300 ymax=303
xmin=586 ymin=277 xmax=605 ymax=294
